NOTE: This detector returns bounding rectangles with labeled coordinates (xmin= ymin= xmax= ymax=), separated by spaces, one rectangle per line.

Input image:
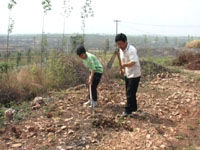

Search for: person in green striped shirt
xmin=76 ymin=46 xmax=103 ymax=108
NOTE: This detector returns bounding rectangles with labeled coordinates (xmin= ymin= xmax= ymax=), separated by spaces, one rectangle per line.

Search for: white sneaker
xmin=83 ymin=100 xmax=91 ymax=107
xmin=89 ymin=100 xmax=98 ymax=108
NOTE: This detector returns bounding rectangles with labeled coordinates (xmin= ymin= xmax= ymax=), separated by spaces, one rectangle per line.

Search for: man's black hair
xmin=115 ymin=33 xmax=127 ymax=43
xmin=76 ymin=45 xmax=86 ymax=56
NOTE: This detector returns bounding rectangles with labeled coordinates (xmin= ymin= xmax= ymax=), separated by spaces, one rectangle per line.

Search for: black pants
xmin=125 ymin=76 xmax=140 ymax=114
xmin=89 ymin=72 xmax=102 ymax=101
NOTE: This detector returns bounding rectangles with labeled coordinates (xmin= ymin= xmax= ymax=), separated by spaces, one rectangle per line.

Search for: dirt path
xmin=0 ymin=73 xmax=200 ymax=150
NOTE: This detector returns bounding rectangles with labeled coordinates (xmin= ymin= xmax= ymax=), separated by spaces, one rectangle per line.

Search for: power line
xmin=123 ymin=21 xmax=200 ymax=28
xmin=121 ymin=23 xmax=164 ymax=35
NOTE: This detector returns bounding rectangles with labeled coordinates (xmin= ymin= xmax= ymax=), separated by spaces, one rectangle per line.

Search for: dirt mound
xmin=140 ymin=60 xmax=174 ymax=78
xmin=173 ymin=51 xmax=200 ymax=70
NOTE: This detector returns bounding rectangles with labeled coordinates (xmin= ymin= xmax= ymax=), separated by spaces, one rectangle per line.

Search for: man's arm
xmin=121 ymin=61 xmax=135 ymax=69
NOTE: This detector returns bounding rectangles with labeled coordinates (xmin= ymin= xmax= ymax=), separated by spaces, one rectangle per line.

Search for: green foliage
xmin=0 ymin=62 xmax=14 ymax=74
xmin=16 ymin=51 xmax=21 ymax=66
xmin=41 ymin=34 xmax=48 ymax=52
xmin=46 ymin=50 xmax=77 ymax=89
xmin=41 ymin=0 xmax=52 ymax=14
xmin=62 ymin=0 xmax=73 ymax=18
xmin=8 ymin=0 xmax=17 ymax=10
xmin=145 ymin=57 xmax=172 ymax=66
xmin=26 ymin=48 xmax=32 ymax=64
xmin=41 ymin=34 xmax=48 ymax=63
xmin=8 ymin=19 xmax=15 ymax=34
xmin=61 ymin=35 xmax=67 ymax=51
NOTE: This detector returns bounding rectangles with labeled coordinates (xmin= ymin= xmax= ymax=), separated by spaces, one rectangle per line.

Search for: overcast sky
xmin=0 ymin=0 xmax=200 ymax=36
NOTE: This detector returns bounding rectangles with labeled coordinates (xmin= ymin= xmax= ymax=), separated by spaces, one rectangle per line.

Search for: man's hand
xmin=120 ymin=69 xmax=125 ymax=76
xmin=121 ymin=63 xmax=126 ymax=69
xmin=121 ymin=61 xmax=135 ymax=69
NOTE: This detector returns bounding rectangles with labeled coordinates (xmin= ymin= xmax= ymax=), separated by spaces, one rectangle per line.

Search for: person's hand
xmin=120 ymin=69 xmax=125 ymax=76
xmin=121 ymin=63 xmax=126 ymax=69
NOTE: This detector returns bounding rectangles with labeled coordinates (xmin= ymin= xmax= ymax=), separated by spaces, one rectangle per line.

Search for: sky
xmin=0 ymin=0 xmax=200 ymax=36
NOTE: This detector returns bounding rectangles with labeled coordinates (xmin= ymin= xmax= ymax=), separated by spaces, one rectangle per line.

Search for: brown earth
xmin=0 ymin=73 xmax=200 ymax=150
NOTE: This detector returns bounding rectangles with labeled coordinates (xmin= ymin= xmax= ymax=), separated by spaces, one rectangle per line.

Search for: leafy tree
xmin=41 ymin=0 xmax=52 ymax=64
xmin=7 ymin=0 xmax=17 ymax=62
xmin=27 ymin=48 xmax=32 ymax=64
xmin=81 ymin=0 xmax=94 ymax=45
xmin=104 ymin=38 xmax=109 ymax=55
xmin=16 ymin=51 xmax=21 ymax=66
xmin=61 ymin=0 xmax=73 ymax=52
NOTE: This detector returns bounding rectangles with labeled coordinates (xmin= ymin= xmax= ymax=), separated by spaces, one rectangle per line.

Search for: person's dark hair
xmin=115 ymin=33 xmax=127 ymax=43
xmin=76 ymin=45 xmax=86 ymax=56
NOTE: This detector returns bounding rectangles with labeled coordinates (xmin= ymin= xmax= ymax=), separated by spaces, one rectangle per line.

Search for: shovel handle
xmin=89 ymin=84 xmax=93 ymax=100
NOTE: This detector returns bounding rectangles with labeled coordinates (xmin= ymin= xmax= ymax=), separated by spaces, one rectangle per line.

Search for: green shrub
xmin=0 ymin=62 xmax=14 ymax=73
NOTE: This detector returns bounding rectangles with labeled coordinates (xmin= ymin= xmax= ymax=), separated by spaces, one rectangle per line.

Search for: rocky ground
xmin=0 ymin=72 xmax=200 ymax=150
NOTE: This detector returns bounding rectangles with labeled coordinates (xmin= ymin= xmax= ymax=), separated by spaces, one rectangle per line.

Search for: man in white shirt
xmin=115 ymin=33 xmax=141 ymax=117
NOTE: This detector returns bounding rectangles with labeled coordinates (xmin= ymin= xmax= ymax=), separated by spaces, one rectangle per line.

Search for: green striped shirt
xmin=82 ymin=52 xmax=103 ymax=73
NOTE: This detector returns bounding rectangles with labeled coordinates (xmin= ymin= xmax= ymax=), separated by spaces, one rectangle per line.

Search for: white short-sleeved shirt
xmin=120 ymin=44 xmax=141 ymax=78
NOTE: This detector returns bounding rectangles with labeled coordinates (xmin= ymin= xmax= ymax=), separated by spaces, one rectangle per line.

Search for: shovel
xmin=83 ymin=84 xmax=93 ymax=107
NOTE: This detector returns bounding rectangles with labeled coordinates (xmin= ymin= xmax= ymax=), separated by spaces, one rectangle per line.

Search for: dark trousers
xmin=89 ymin=72 xmax=102 ymax=101
xmin=125 ymin=76 xmax=140 ymax=114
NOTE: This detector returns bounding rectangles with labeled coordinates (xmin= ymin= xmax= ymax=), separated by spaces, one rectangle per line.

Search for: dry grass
xmin=0 ymin=53 xmax=89 ymax=105
xmin=186 ymin=40 xmax=200 ymax=48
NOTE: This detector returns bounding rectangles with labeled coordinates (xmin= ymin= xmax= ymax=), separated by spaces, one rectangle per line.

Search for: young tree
xmin=41 ymin=0 xmax=52 ymax=64
xmin=27 ymin=48 xmax=32 ymax=64
xmin=16 ymin=51 xmax=21 ymax=66
xmin=61 ymin=0 xmax=73 ymax=52
xmin=81 ymin=0 xmax=94 ymax=45
xmin=104 ymin=38 xmax=110 ymax=55
xmin=7 ymin=0 xmax=17 ymax=62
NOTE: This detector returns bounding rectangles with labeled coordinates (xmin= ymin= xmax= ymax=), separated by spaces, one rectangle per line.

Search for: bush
xmin=46 ymin=51 xmax=80 ymax=89
xmin=0 ymin=52 xmax=89 ymax=105
xmin=0 ymin=62 xmax=14 ymax=74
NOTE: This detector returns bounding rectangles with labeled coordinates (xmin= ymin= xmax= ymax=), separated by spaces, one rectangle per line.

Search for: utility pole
xmin=114 ymin=20 xmax=121 ymax=35
xmin=113 ymin=20 xmax=122 ymax=70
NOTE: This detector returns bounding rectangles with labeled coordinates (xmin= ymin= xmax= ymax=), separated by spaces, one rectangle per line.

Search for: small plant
xmin=187 ymin=125 xmax=195 ymax=130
